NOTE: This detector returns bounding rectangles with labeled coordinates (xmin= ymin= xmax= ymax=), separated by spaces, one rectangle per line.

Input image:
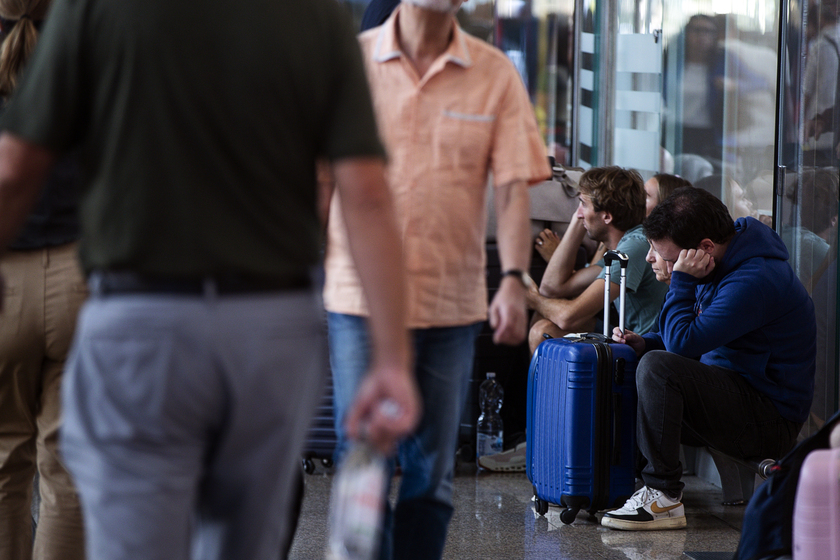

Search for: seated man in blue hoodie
xmin=603 ymin=186 xmax=816 ymax=531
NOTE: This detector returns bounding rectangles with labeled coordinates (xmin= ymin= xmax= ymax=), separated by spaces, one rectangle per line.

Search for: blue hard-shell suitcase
xmin=526 ymin=250 xmax=639 ymax=524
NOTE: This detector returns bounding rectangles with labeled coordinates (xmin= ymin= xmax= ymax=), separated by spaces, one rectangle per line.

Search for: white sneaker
xmin=601 ymin=486 xmax=686 ymax=530
xmin=477 ymin=442 xmax=526 ymax=472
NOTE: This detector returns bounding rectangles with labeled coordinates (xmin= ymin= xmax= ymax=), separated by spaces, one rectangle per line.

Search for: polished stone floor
xmin=289 ymin=463 xmax=745 ymax=560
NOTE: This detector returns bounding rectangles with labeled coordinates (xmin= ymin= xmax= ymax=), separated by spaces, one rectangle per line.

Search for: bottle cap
xmin=486 ymin=372 xmax=495 ymax=379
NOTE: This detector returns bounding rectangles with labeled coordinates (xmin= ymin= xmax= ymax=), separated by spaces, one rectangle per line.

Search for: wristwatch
xmin=502 ymin=269 xmax=529 ymax=287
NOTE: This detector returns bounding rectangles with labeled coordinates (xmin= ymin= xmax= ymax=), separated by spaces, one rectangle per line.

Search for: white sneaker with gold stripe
xmin=601 ymin=486 xmax=686 ymax=530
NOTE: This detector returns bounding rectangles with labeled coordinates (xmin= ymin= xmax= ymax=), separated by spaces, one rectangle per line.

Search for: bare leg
xmin=528 ymin=316 xmax=596 ymax=354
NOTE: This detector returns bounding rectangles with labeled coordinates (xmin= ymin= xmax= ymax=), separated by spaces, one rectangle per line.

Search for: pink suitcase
xmin=793 ymin=447 xmax=840 ymax=560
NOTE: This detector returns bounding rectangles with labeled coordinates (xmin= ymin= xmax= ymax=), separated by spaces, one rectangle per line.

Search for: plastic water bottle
xmin=327 ymin=442 xmax=388 ymax=560
xmin=476 ymin=372 xmax=504 ymax=468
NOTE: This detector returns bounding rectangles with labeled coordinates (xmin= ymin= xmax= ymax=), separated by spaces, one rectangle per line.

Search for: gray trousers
xmin=636 ymin=351 xmax=801 ymax=495
xmin=60 ymin=288 xmax=327 ymax=560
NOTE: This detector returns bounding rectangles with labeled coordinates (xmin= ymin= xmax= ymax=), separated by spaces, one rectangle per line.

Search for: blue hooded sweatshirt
xmin=642 ymin=217 xmax=816 ymax=423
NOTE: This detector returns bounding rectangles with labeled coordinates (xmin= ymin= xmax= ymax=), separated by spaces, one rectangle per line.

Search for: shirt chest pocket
xmin=433 ymin=111 xmax=495 ymax=172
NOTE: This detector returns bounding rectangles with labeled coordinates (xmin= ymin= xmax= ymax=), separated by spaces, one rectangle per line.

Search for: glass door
xmin=777 ymin=0 xmax=840 ymax=434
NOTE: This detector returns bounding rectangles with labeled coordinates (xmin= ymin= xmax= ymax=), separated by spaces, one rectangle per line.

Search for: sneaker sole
xmin=478 ymin=465 xmax=525 ymax=472
xmin=601 ymin=515 xmax=687 ymax=531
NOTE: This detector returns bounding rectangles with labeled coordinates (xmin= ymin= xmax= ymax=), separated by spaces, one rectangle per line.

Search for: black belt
xmin=90 ymin=271 xmax=311 ymax=296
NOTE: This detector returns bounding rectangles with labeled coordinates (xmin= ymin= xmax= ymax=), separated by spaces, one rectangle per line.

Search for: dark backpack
xmin=734 ymin=410 xmax=840 ymax=560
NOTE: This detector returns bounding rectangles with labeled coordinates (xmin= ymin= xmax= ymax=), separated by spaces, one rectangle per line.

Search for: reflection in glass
xmin=674 ymin=14 xmax=721 ymax=161
xmin=662 ymin=3 xmax=778 ymax=221
xmin=781 ymin=168 xmax=839 ymax=291
xmin=488 ymin=0 xmax=576 ymax=165
xmin=694 ymin=174 xmax=766 ymax=222
xmin=781 ymin=164 xmax=840 ymax=433
xmin=779 ymin=0 xmax=840 ymax=434
xmin=801 ymin=2 xmax=840 ymax=168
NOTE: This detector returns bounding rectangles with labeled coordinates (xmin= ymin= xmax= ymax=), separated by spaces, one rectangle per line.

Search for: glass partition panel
xmin=607 ymin=0 xmax=664 ymax=178
xmin=661 ymin=0 xmax=779 ymax=223
xmin=611 ymin=31 xmax=663 ymax=176
xmin=777 ymin=0 xmax=840 ymax=434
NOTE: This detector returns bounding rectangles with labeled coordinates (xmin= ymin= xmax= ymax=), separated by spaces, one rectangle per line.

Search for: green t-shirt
xmin=1 ymin=0 xmax=385 ymax=279
xmin=596 ymin=224 xmax=669 ymax=334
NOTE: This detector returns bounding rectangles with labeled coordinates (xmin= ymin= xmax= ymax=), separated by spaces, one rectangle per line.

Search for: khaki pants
xmin=0 ymin=243 xmax=86 ymax=560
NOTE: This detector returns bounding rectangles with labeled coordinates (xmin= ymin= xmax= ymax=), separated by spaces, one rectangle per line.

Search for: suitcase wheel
xmin=560 ymin=507 xmax=578 ymax=525
xmin=321 ymin=458 xmax=334 ymax=469
xmin=302 ymin=458 xmax=316 ymax=475
xmin=534 ymin=496 xmax=549 ymax=516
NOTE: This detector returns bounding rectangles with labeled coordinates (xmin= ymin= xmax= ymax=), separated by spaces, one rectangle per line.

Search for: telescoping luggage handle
xmin=602 ymin=250 xmax=629 ymax=338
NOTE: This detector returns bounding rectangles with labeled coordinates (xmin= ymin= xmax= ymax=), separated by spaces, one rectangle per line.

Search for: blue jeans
xmin=328 ymin=313 xmax=482 ymax=560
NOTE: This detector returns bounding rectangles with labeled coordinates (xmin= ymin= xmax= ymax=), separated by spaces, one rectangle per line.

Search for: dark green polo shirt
xmin=1 ymin=0 xmax=385 ymax=279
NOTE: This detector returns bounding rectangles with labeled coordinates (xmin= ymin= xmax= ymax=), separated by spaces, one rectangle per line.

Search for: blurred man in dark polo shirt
xmin=0 ymin=1 xmax=420 ymax=558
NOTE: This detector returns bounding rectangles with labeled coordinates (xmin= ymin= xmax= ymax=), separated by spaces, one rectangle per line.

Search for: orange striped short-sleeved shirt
xmin=323 ymin=8 xmax=550 ymax=328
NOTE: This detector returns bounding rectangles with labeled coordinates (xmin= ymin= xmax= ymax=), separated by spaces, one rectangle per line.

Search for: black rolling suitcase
xmin=302 ymin=374 xmax=338 ymax=474
xmin=301 ymin=302 xmax=338 ymax=474
xmin=302 ymin=308 xmax=337 ymax=474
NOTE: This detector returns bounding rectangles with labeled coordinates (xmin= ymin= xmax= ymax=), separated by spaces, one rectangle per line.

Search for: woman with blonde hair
xmin=0 ymin=1 xmax=86 ymax=559
xmin=643 ymin=173 xmax=693 ymax=216
xmin=0 ymin=0 xmax=50 ymax=95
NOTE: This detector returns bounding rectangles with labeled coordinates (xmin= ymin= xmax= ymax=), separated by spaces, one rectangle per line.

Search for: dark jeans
xmin=328 ymin=313 xmax=483 ymax=560
xmin=636 ymin=351 xmax=802 ymax=496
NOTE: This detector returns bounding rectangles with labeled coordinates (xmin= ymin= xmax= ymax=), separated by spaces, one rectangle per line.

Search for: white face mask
xmin=402 ymin=0 xmax=460 ymax=14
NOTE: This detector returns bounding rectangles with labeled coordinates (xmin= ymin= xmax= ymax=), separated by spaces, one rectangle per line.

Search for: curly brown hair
xmin=577 ymin=166 xmax=645 ymax=232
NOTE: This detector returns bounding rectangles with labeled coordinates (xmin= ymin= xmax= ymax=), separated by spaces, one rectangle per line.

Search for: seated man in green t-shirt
xmin=526 ymin=166 xmax=668 ymax=349
xmin=478 ymin=166 xmax=668 ymax=472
